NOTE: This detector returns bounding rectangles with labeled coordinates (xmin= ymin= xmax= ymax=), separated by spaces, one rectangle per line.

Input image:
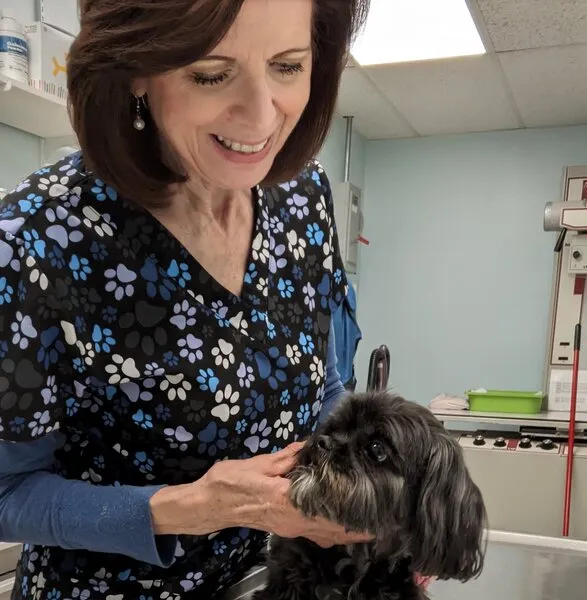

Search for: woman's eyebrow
xmin=198 ymin=46 xmax=312 ymax=64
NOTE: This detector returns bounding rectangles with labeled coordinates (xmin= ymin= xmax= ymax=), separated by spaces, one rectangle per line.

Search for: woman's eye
xmin=367 ymin=441 xmax=388 ymax=463
xmin=275 ymin=62 xmax=305 ymax=77
xmin=193 ymin=63 xmax=303 ymax=86
xmin=192 ymin=72 xmax=229 ymax=86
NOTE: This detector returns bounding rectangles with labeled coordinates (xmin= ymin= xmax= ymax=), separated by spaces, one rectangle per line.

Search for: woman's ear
xmin=131 ymin=77 xmax=148 ymax=98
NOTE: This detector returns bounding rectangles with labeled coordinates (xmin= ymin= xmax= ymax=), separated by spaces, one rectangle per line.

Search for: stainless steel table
xmin=222 ymin=565 xmax=267 ymax=600
xmin=223 ymin=530 xmax=587 ymax=600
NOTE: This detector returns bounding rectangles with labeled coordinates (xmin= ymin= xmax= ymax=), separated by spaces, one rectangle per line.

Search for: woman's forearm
xmin=0 ymin=468 xmax=177 ymax=566
xmin=149 ymin=481 xmax=215 ymax=535
xmin=0 ymin=436 xmax=177 ymax=567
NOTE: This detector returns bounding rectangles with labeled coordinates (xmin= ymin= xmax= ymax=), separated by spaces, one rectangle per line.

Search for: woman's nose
xmin=235 ymin=78 xmax=277 ymax=134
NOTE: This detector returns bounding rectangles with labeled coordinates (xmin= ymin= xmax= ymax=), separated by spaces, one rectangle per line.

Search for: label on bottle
xmin=0 ymin=34 xmax=29 ymax=82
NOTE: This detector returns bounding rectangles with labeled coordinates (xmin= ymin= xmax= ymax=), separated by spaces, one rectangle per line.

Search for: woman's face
xmin=136 ymin=0 xmax=313 ymax=192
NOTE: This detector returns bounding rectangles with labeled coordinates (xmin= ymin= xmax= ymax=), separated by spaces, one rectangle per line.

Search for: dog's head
xmin=288 ymin=392 xmax=486 ymax=581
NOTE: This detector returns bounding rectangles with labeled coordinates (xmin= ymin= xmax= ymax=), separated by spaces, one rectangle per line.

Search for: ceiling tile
xmin=499 ymin=44 xmax=587 ymax=128
xmin=476 ymin=0 xmax=587 ymax=51
xmin=364 ymin=55 xmax=521 ymax=137
xmin=336 ymin=67 xmax=417 ymax=140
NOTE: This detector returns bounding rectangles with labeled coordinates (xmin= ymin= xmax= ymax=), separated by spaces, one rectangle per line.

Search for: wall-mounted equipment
xmin=332 ymin=115 xmax=367 ymax=277
xmin=333 ymin=180 xmax=362 ymax=275
xmin=543 ymin=168 xmax=587 ymax=415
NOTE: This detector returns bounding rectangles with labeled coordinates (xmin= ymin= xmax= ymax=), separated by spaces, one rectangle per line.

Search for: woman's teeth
xmin=214 ymin=135 xmax=268 ymax=154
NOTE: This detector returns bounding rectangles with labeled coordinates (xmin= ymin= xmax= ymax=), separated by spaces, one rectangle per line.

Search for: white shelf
xmin=0 ymin=74 xmax=73 ymax=138
xmin=432 ymin=408 xmax=587 ymax=430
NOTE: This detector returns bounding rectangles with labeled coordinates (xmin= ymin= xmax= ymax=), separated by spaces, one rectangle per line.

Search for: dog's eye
xmin=367 ymin=441 xmax=388 ymax=462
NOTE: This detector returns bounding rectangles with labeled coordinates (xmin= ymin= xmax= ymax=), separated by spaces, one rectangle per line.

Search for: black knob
xmin=494 ymin=437 xmax=507 ymax=448
xmin=519 ymin=437 xmax=532 ymax=449
xmin=573 ymin=250 xmax=582 ymax=260
xmin=541 ymin=439 xmax=555 ymax=450
xmin=473 ymin=435 xmax=485 ymax=446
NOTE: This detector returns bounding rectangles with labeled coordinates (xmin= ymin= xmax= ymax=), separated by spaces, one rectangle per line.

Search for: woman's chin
xmin=203 ymin=161 xmax=274 ymax=191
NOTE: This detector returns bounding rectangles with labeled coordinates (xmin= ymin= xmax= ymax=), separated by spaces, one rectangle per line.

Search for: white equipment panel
xmin=458 ymin=433 xmax=587 ymax=540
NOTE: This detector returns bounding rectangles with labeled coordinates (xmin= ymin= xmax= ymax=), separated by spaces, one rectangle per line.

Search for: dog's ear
xmin=410 ymin=432 xmax=487 ymax=581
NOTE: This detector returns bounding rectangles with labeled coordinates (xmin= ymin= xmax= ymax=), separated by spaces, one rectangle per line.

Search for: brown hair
xmin=68 ymin=0 xmax=370 ymax=206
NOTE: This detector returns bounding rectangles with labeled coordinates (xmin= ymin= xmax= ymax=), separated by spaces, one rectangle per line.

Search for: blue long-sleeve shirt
xmin=0 ymin=326 xmax=344 ymax=568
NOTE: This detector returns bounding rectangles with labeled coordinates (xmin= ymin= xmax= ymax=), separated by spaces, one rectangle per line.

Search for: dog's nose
xmin=317 ymin=435 xmax=333 ymax=451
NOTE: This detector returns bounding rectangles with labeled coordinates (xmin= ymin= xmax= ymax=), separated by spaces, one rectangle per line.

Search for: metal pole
xmin=343 ymin=115 xmax=353 ymax=183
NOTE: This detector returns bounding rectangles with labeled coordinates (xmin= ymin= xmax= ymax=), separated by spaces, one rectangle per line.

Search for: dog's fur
xmin=253 ymin=392 xmax=487 ymax=600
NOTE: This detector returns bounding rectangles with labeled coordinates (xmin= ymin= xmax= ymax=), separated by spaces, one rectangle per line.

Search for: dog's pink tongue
xmin=413 ymin=574 xmax=436 ymax=590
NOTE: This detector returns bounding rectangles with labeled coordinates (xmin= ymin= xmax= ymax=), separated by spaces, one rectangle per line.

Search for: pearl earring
xmin=133 ymin=95 xmax=146 ymax=131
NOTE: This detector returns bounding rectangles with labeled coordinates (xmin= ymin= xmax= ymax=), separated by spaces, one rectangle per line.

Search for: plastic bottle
xmin=0 ymin=9 xmax=29 ymax=84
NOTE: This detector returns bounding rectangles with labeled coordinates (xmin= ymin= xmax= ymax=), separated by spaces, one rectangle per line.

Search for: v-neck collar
xmin=113 ymin=183 xmax=273 ymax=346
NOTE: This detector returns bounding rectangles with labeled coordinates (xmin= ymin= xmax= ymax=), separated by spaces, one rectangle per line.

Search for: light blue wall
xmin=0 ymin=123 xmax=40 ymax=191
xmin=356 ymin=125 xmax=587 ymax=403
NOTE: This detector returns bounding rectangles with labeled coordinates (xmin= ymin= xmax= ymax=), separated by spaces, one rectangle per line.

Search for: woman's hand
xmin=207 ymin=442 xmax=373 ymax=547
xmin=149 ymin=442 xmax=373 ymax=548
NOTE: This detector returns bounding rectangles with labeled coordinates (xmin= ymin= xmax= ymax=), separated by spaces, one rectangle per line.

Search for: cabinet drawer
xmin=0 ymin=573 xmax=15 ymax=600
xmin=0 ymin=543 xmax=20 ymax=576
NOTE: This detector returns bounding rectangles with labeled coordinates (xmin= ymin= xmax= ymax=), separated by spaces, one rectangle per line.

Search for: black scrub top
xmin=0 ymin=152 xmax=347 ymax=599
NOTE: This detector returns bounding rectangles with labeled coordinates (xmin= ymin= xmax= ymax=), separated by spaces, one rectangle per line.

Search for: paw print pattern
xmin=170 ymin=300 xmax=197 ymax=330
xmin=10 ymin=311 xmax=37 ymax=350
xmin=180 ymin=571 xmax=204 ymax=592
xmin=197 ymin=422 xmax=229 ymax=456
xmin=164 ymin=425 xmax=194 ymax=451
xmin=105 ymin=354 xmax=141 ymax=384
xmin=244 ymin=418 xmax=272 ymax=453
xmin=160 ymin=373 xmax=192 ymax=401
xmin=211 ymin=384 xmax=240 ymax=422
xmin=177 ymin=334 xmax=203 ymax=363
xmin=274 ymin=411 xmax=294 ymax=440
xmin=69 ymin=255 xmax=92 ymax=281
xmin=287 ymin=194 xmax=309 ymax=219
xmin=309 ymin=356 xmax=324 ymax=384
xmin=296 ymin=403 xmax=310 ymax=425
xmin=82 ymin=205 xmax=115 ymax=237
xmin=90 ymin=178 xmax=117 ymax=202
xmin=28 ymin=410 xmax=54 ymax=438
xmin=0 ymin=277 xmax=14 ymax=305
xmin=105 ymin=264 xmax=137 ymax=300
xmin=0 ymin=156 xmax=348 ymax=592
xmin=237 ymin=362 xmax=255 ymax=388
xmin=211 ymin=339 xmax=235 ymax=369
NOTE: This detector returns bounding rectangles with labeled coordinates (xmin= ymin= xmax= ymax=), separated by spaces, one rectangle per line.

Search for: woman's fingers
xmin=259 ymin=442 xmax=305 ymax=476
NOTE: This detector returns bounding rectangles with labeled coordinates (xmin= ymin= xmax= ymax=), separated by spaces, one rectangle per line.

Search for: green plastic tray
xmin=465 ymin=389 xmax=544 ymax=414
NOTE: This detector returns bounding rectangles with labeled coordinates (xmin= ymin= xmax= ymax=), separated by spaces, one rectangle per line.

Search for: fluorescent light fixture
xmin=351 ymin=0 xmax=486 ymax=66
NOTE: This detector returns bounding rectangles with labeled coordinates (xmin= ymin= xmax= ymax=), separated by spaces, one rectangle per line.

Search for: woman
xmin=0 ymin=0 xmax=372 ymax=598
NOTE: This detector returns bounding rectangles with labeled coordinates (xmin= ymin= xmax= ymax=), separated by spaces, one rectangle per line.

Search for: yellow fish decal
xmin=52 ymin=53 xmax=69 ymax=77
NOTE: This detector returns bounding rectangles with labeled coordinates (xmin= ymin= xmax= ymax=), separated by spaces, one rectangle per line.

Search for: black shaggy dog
xmin=253 ymin=392 xmax=487 ymax=600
